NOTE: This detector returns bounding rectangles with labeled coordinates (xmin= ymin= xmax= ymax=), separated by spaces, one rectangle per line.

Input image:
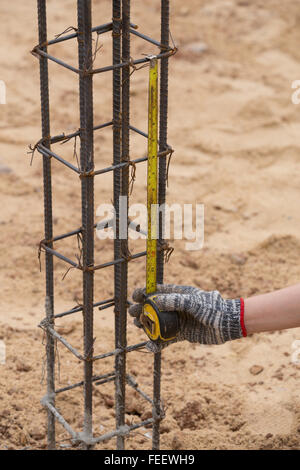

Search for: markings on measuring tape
xmin=142 ymin=58 xmax=181 ymax=344
xmin=146 ymin=58 xmax=159 ymax=296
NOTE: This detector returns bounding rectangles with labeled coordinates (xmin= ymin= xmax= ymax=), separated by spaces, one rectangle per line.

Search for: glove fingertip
xmin=128 ymin=303 xmax=142 ymax=318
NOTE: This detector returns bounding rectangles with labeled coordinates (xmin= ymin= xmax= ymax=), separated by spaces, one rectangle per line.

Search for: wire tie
xmin=112 ymin=118 xmax=122 ymax=130
xmin=128 ymin=161 xmax=136 ymax=195
xmin=54 ymin=26 xmax=78 ymax=40
xmin=121 ymin=245 xmax=133 ymax=262
xmin=79 ymin=169 xmax=95 ymax=179
xmin=166 ymin=147 xmax=174 ymax=187
xmin=158 ymin=241 xmax=174 ymax=263
xmin=27 ymin=135 xmax=51 ymax=165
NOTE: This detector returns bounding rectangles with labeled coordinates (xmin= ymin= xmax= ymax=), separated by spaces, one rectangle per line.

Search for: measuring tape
xmin=140 ymin=58 xmax=179 ymax=344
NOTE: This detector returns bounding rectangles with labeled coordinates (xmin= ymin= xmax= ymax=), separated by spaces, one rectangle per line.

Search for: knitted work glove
xmin=129 ymin=284 xmax=247 ymax=352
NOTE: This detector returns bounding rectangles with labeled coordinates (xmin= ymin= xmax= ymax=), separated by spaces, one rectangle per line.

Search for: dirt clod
xmin=249 ymin=365 xmax=264 ymax=376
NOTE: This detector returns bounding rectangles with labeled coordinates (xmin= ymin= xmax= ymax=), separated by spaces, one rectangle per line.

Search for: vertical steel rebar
xmin=157 ymin=2 xmax=169 ymax=285
xmin=37 ymin=0 xmax=56 ymax=450
xmin=77 ymin=0 xmax=94 ymax=447
xmin=112 ymin=0 xmax=125 ymax=450
xmin=112 ymin=0 xmax=122 ymax=308
xmin=152 ymin=0 xmax=170 ymax=450
xmin=113 ymin=0 xmax=131 ymax=450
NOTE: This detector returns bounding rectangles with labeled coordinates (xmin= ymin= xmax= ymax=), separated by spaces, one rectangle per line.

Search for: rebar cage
xmin=33 ymin=0 xmax=174 ymax=450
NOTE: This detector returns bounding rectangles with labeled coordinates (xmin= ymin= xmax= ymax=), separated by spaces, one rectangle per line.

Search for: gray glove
xmin=129 ymin=284 xmax=246 ymax=352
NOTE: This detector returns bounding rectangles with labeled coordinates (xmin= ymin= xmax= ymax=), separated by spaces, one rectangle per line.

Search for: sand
xmin=0 ymin=0 xmax=300 ymax=450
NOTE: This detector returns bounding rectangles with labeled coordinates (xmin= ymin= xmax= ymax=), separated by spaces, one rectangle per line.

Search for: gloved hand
xmin=129 ymin=284 xmax=247 ymax=352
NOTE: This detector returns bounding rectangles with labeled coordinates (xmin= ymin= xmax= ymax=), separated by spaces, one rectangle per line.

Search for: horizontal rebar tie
xmin=39 ymin=318 xmax=148 ymax=363
xmin=32 ymin=47 xmax=176 ymax=75
xmin=44 ymin=21 xmax=165 ymax=50
xmin=42 ymin=394 xmax=158 ymax=446
xmin=33 ymin=123 xmax=173 ymax=177
xmin=41 ymin=371 xmax=164 ymax=446
xmin=44 ymin=21 xmax=139 ymax=47
xmin=55 ymin=373 xmax=153 ymax=404
xmin=32 ymin=20 xmax=176 ymax=76
xmin=54 ymin=298 xmax=115 ymax=319
xmin=39 ymin=243 xmax=147 ymax=271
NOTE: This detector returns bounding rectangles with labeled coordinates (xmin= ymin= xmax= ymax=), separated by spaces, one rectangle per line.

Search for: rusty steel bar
xmin=38 ymin=137 xmax=171 ymax=177
xmin=77 ymin=0 xmax=95 ymax=448
xmin=38 ymin=144 xmax=81 ymax=173
xmin=49 ymin=120 xmax=113 ymax=145
xmin=43 ymin=390 xmax=155 ymax=447
xmin=94 ymin=148 xmax=172 ymax=175
xmin=33 ymin=44 xmax=175 ymax=76
xmin=35 ymin=0 xmax=174 ymax=452
xmin=40 ymin=322 xmax=85 ymax=361
xmin=91 ymin=48 xmax=175 ymax=74
xmin=46 ymin=21 xmax=137 ymax=47
xmin=54 ymin=298 xmax=115 ymax=319
xmin=36 ymin=119 xmax=172 ymax=176
xmin=90 ymin=418 xmax=155 ymax=445
xmin=117 ymin=0 xmax=131 ymax=448
xmin=93 ymin=250 xmax=146 ymax=271
xmin=114 ymin=0 xmax=131 ymax=450
xmin=152 ymin=0 xmax=171 ymax=451
xmin=41 ymin=244 xmax=79 ymax=268
xmin=92 ymin=341 xmax=147 ymax=361
xmin=52 ymin=228 xmax=82 ymax=242
xmin=112 ymin=9 xmax=122 ymax=445
xmin=33 ymin=47 xmax=81 ymax=74
xmin=129 ymin=28 xmax=164 ymax=48
xmin=47 ymin=22 xmax=115 ymax=46
xmin=37 ymin=0 xmax=56 ymax=450
xmin=41 ymin=243 xmax=146 ymax=271
xmin=56 ymin=372 xmax=116 ymax=394
xmin=41 ymin=396 xmax=79 ymax=441
xmin=41 ymin=317 xmax=147 ymax=364
xmin=126 ymin=375 xmax=154 ymax=405
xmin=157 ymin=0 xmax=170 ymax=315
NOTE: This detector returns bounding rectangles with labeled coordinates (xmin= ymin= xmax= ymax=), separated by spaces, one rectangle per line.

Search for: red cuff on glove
xmin=240 ymin=298 xmax=247 ymax=337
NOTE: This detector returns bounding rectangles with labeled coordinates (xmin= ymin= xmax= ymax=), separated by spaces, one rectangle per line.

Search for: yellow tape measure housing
xmin=141 ymin=296 xmax=180 ymax=342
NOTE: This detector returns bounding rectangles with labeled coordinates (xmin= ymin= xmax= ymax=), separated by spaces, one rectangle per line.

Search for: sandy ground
xmin=0 ymin=0 xmax=300 ymax=450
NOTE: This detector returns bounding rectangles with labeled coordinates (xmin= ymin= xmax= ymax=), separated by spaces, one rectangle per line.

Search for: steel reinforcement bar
xmin=37 ymin=0 xmax=55 ymax=450
xmin=34 ymin=0 xmax=173 ymax=450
